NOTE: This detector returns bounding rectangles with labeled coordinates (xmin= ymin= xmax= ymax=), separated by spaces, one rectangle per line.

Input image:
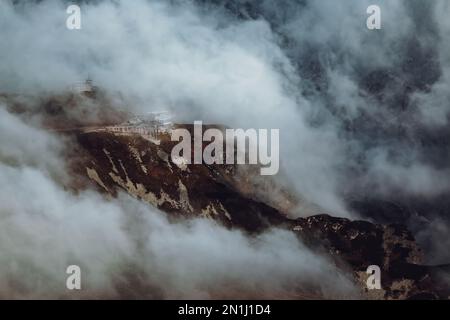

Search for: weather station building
xmin=71 ymin=78 xmax=98 ymax=97
xmin=106 ymin=111 xmax=173 ymax=143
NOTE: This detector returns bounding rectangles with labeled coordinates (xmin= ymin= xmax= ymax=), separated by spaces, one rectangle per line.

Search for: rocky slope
xmin=69 ymin=126 xmax=450 ymax=300
xmin=4 ymin=90 xmax=448 ymax=299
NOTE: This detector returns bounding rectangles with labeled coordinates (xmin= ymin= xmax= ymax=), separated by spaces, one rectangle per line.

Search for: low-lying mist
xmin=1 ymin=0 xmax=450 ymax=296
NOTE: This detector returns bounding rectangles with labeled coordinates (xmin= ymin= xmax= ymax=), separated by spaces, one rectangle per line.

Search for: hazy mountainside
xmin=2 ymin=89 xmax=449 ymax=299
xmin=72 ymin=122 xmax=450 ymax=299
xmin=1 ymin=0 xmax=450 ymax=299
xmin=75 ymin=129 xmax=284 ymax=231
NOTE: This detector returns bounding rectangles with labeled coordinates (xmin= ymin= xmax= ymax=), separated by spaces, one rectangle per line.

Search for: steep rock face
xmin=72 ymin=129 xmax=450 ymax=299
xmin=75 ymin=130 xmax=286 ymax=232
xmin=291 ymin=215 xmax=450 ymax=299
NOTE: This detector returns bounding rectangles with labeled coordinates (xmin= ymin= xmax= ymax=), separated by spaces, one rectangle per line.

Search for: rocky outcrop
xmin=291 ymin=215 xmax=450 ymax=299
xmin=74 ymin=129 xmax=286 ymax=232
xmin=71 ymin=128 xmax=450 ymax=300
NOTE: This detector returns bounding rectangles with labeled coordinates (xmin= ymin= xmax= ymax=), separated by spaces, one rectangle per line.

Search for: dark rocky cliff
xmin=71 ymin=128 xmax=450 ymax=299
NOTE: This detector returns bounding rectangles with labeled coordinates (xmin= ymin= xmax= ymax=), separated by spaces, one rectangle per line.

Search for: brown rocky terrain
xmin=68 ymin=125 xmax=450 ymax=300
xmin=3 ymin=90 xmax=449 ymax=299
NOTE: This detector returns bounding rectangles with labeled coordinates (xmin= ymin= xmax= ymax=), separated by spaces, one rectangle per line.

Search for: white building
xmin=71 ymin=78 xmax=97 ymax=95
xmin=105 ymin=111 xmax=173 ymax=143
xmin=125 ymin=111 xmax=173 ymax=132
